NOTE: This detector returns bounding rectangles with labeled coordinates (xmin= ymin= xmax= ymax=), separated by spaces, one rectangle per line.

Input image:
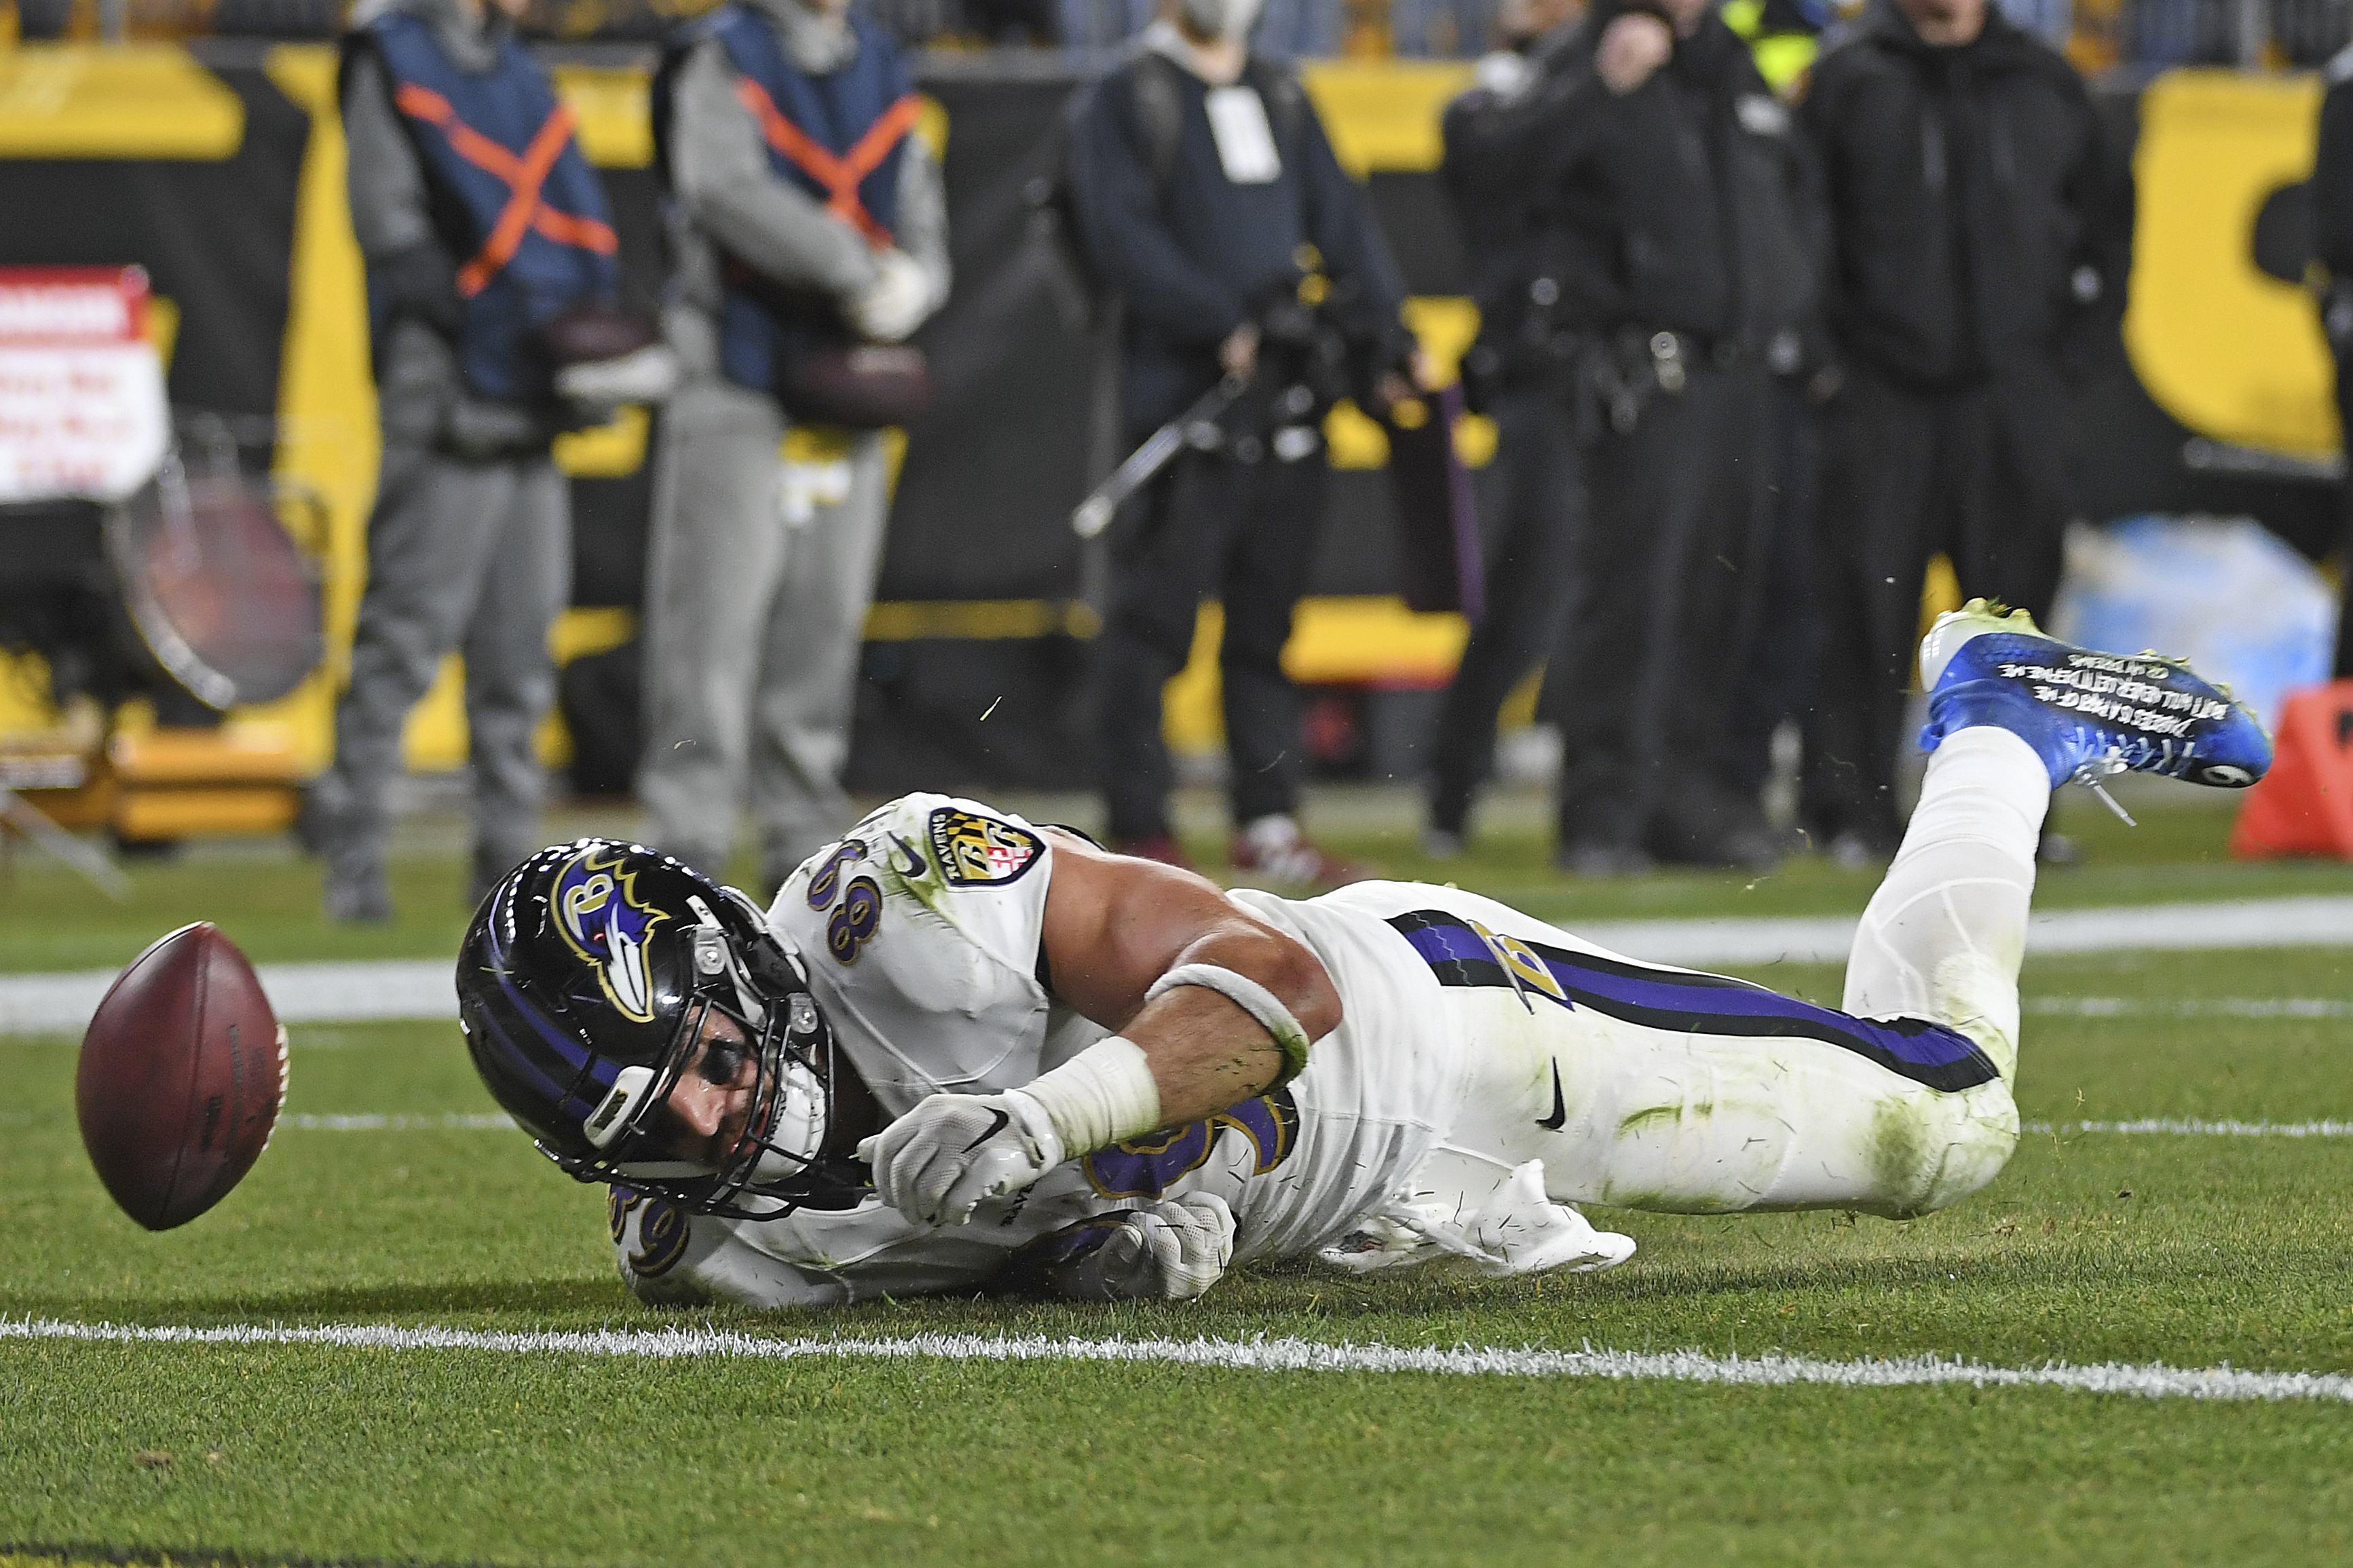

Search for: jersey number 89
xmin=825 ymin=877 xmax=882 ymax=965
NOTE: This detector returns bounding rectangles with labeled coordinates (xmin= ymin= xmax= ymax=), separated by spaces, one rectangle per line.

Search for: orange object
xmin=2229 ymin=681 xmax=2353 ymax=860
xmin=732 ymin=81 xmax=922 ymax=248
xmin=390 ymin=84 xmax=618 ymax=297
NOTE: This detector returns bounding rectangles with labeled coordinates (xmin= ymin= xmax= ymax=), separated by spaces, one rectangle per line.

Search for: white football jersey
xmin=611 ymin=795 xmax=1465 ymax=1307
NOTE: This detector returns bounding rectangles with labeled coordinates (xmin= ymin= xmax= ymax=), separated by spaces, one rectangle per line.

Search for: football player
xmin=456 ymin=603 xmax=2272 ymax=1307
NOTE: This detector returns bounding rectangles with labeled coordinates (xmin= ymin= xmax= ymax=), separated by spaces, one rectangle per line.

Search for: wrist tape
xmin=1145 ymin=962 xmax=1314 ymax=1085
xmin=1019 ymin=1036 xmax=1162 ymax=1158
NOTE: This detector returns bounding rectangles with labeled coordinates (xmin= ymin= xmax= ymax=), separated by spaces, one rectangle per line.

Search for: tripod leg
xmin=0 ymin=787 xmax=130 ymax=901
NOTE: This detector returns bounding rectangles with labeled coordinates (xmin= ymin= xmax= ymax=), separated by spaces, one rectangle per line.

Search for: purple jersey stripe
xmin=1387 ymin=911 xmax=1999 ymax=1093
xmin=1395 ymin=919 xmax=1511 ymax=983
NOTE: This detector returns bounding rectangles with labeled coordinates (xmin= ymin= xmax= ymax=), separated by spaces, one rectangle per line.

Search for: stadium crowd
xmin=14 ymin=0 xmax=2346 ymax=66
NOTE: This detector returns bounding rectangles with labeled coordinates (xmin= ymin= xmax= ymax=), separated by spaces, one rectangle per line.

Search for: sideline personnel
xmin=1799 ymin=0 xmax=2117 ymax=860
xmin=1068 ymin=0 xmax=1414 ymax=884
xmin=638 ymin=0 xmax=949 ymax=892
xmin=312 ymin=0 xmax=624 ymax=921
xmin=2313 ymin=43 xmax=2353 ymax=681
xmin=1421 ymin=0 xmax=1590 ymax=858
xmin=1506 ymin=0 xmax=1822 ymax=873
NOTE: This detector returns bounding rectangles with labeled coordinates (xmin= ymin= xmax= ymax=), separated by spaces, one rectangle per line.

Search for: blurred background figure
xmin=1060 ymin=0 xmax=1164 ymax=47
xmin=2313 ymin=43 xmax=2353 ymax=683
xmin=962 ymin=0 xmax=1064 ymax=43
xmin=1720 ymin=0 xmax=1829 ymax=90
xmin=1068 ymin=0 xmax=1415 ymax=883
xmin=1250 ymin=0 xmax=1349 ymax=54
xmin=1992 ymin=0 xmax=2071 ymax=46
xmin=305 ymin=0 xmax=622 ymax=921
xmin=1496 ymin=0 xmax=1820 ymax=875
xmin=1420 ymin=0 xmax=1589 ymax=858
xmin=1392 ymin=0 xmax=1503 ymax=56
xmin=1716 ymin=0 xmax=1830 ymax=849
xmin=636 ymin=0 xmax=949 ymax=892
xmin=1799 ymin=0 xmax=2118 ymax=863
xmin=1057 ymin=0 xmax=1344 ymax=52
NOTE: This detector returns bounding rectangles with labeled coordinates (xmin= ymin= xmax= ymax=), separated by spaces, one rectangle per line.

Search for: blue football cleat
xmin=1918 ymin=599 xmax=2272 ymax=821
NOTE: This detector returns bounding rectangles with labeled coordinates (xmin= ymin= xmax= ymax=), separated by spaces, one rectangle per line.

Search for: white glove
xmin=1316 ymin=1162 xmax=1634 ymax=1278
xmin=554 ymin=342 xmax=681 ymax=409
xmin=1471 ymin=49 xmax=1533 ymax=101
xmin=1044 ymin=1193 xmax=1236 ymax=1302
xmin=857 ymin=1089 xmax=1063 ymax=1226
xmin=1132 ymin=1192 xmax=1236 ymax=1300
xmin=846 ymin=248 xmax=933 ymax=344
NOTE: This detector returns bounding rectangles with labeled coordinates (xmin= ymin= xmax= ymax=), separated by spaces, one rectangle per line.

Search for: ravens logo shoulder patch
xmin=926 ymin=807 xmax=1044 ymax=887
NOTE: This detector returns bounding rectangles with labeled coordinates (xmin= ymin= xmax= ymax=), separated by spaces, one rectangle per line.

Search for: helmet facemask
xmin=543 ymin=897 xmax=862 ymax=1219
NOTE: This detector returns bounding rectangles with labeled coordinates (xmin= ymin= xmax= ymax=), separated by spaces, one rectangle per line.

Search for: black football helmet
xmin=455 ymin=839 xmax=862 ymax=1218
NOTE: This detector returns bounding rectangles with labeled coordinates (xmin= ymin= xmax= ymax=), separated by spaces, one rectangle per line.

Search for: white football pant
xmin=1426 ymin=725 xmax=2044 ymax=1220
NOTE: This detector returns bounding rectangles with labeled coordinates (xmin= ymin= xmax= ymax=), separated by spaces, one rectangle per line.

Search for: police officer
xmin=1069 ymin=0 xmax=1414 ymax=883
xmin=312 ymin=0 xmax=624 ymax=920
xmin=1421 ymin=0 xmax=1590 ymax=857
xmin=1502 ymin=0 xmax=1821 ymax=873
xmin=639 ymin=0 xmax=950 ymax=890
xmin=1717 ymin=0 xmax=1828 ymax=837
xmin=1799 ymin=0 xmax=2117 ymax=861
xmin=2313 ymin=43 xmax=2353 ymax=678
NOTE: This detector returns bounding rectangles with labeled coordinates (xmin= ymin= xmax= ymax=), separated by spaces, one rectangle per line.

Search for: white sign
xmin=0 ymin=267 xmax=168 ymax=503
xmin=1205 ymin=86 xmax=1281 ymax=186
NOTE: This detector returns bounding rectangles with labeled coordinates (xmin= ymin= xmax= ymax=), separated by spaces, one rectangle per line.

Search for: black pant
xmin=1097 ymin=446 xmax=1328 ymax=841
xmin=1801 ymin=365 xmax=2070 ymax=845
xmin=1427 ymin=383 xmax=1585 ymax=835
xmin=2333 ymin=350 xmax=2353 ymax=678
xmin=1720 ymin=377 xmax=1821 ymax=797
xmin=1544 ymin=360 xmax=1780 ymax=855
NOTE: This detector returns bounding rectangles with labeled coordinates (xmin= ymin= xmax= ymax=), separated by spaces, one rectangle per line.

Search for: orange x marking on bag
xmin=393 ymin=83 xmax=620 ymax=297
xmin=732 ymin=81 xmax=924 ymax=248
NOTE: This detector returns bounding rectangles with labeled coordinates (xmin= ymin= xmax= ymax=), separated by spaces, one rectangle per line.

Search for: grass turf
xmin=5 ymin=783 xmax=2352 ymax=974
xmin=3 ymin=794 xmax=2351 ymax=1564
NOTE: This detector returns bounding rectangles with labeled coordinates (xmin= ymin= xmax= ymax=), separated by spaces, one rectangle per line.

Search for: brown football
xmin=76 ymin=922 xmax=287 ymax=1231
xmin=535 ymin=303 xmax=660 ymax=367
xmin=778 ymin=344 xmax=934 ymax=429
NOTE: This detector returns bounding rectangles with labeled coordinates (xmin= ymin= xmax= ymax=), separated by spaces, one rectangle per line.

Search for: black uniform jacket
xmin=1802 ymin=0 xmax=2121 ymax=389
xmin=2311 ymin=47 xmax=2353 ymax=287
xmin=1439 ymin=26 xmax=1584 ymax=390
xmin=1447 ymin=0 xmax=1822 ymax=351
xmin=1069 ymin=47 xmax=1411 ymax=434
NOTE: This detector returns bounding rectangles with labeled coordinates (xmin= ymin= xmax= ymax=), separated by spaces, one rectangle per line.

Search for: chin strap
xmin=582 ymin=1063 xmax=660 ymax=1151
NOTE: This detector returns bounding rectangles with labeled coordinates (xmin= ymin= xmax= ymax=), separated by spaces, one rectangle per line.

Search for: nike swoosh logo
xmin=890 ymin=834 xmax=927 ymax=879
xmin=960 ymin=1108 xmax=1011 ymax=1153
xmin=1537 ymin=1060 xmax=1566 ymax=1131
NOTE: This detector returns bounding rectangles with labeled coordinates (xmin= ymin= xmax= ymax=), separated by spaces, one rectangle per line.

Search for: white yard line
xmin=2026 ymin=997 xmax=2353 ymax=1018
xmin=257 ymin=1115 xmax=2353 ymax=1136
xmin=2022 ymin=1119 xmax=2353 ymax=1137
xmin=1 ymin=1316 xmax=2346 ymax=1405
xmin=282 ymin=1113 xmax=514 ymax=1131
xmin=1581 ymin=895 xmax=2353 ymax=967
xmin=21 ymin=1109 xmax=2350 ymax=1136
xmin=6 ymin=895 xmax=2353 ymax=1036
xmin=0 ymin=958 xmax=455 ymax=1036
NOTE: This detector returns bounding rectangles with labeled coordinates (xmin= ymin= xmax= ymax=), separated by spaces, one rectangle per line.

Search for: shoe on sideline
xmin=1228 ymin=814 xmax=1369 ymax=890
